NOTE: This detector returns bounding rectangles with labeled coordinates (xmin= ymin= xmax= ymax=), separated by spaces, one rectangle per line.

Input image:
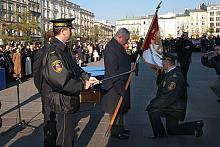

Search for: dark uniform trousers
xmin=179 ymin=62 xmax=190 ymax=84
xmin=56 ymin=113 xmax=77 ymax=147
xmin=148 ymin=109 xmax=196 ymax=137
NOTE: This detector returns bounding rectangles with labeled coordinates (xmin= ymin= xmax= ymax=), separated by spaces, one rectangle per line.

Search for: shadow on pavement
xmin=0 ymin=93 xmax=41 ymax=118
xmin=1 ymin=123 xmax=44 ymax=147
xmin=75 ymin=102 xmax=104 ymax=147
xmin=0 ymin=117 xmax=43 ymax=147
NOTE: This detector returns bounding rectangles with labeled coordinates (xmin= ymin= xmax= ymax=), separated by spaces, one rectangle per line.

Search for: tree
xmin=206 ymin=27 xmax=215 ymax=36
xmin=0 ymin=11 xmax=40 ymax=43
xmin=0 ymin=16 xmax=18 ymax=43
xmin=130 ymin=28 xmax=140 ymax=41
xmin=17 ymin=11 xmax=41 ymax=43
xmin=91 ymin=25 xmax=102 ymax=43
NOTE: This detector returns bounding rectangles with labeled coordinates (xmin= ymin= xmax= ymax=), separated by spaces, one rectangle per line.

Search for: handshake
xmin=83 ymin=77 xmax=100 ymax=90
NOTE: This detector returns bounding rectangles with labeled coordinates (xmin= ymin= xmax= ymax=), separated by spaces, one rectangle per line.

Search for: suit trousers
xmin=56 ymin=113 xmax=77 ymax=147
xmin=110 ymin=112 xmax=124 ymax=136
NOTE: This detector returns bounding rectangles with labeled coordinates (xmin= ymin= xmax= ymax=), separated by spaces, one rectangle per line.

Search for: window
xmin=17 ymin=5 xmax=20 ymax=12
xmin=217 ymin=17 xmax=220 ymax=21
xmin=216 ymin=23 xmax=220 ymax=26
xmin=210 ymin=12 xmax=214 ymax=16
xmin=217 ymin=11 xmax=220 ymax=15
xmin=8 ymin=3 xmax=12 ymax=11
xmin=210 ymin=23 xmax=215 ymax=27
xmin=216 ymin=28 xmax=220 ymax=33
xmin=210 ymin=17 xmax=214 ymax=21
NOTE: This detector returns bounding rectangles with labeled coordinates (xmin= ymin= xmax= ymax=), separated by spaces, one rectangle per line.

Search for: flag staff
xmin=141 ymin=1 xmax=162 ymax=50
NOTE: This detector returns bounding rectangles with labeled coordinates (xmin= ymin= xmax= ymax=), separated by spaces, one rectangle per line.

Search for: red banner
xmin=141 ymin=14 xmax=159 ymax=51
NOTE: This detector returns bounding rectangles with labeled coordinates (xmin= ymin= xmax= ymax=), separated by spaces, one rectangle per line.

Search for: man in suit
xmin=146 ymin=52 xmax=204 ymax=138
xmin=102 ymin=28 xmax=132 ymax=140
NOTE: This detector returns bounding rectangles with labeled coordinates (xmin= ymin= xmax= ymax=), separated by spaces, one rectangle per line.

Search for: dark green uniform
xmin=147 ymin=66 xmax=203 ymax=137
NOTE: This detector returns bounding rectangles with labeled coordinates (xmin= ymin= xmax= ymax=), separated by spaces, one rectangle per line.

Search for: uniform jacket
xmin=147 ymin=66 xmax=187 ymax=121
xmin=201 ymin=55 xmax=220 ymax=75
xmin=101 ymin=37 xmax=131 ymax=114
xmin=176 ymin=39 xmax=194 ymax=63
xmin=33 ymin=38 xmax=90 ymax=114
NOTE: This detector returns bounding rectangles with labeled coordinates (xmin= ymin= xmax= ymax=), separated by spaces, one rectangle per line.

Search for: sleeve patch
xmin=168 ymin=82 xmax=176 ymax=90
xmin=52 ymin=60 xmax=63 ymax=73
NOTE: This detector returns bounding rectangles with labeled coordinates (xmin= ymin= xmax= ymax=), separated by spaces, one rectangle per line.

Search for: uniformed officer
xmin=146 ymin=52 xmax=204 ymax=138
xmin=201 ymin=45 xmax=220 ymax=102
xmin=33 ymin=18 xmax=99 ymax=147
xmin=175 ymin=32 xmax=194 ymax=86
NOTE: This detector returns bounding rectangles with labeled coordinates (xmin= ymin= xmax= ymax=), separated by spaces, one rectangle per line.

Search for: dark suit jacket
xmin=101 ymin=37 xmax=131 ymax=114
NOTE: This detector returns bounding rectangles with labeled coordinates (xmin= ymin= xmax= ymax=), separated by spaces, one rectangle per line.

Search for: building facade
xmin=0 ymin=0 xmax=101 ymax=43
xmin=0 ymin=0 xmax=41 ymax=40
xmin=207 ymin=4 xmax=220 ymax=36
xmin=116 ymin=3 xmax=220 ymax=39
xmin=41 ymin=0 xmax=94 ymax=37
xmin=94 ymin=20 xmax=114 ymax=43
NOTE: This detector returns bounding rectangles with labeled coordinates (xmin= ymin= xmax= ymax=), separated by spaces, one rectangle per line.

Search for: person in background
xmin=201 ymin=45 xmax=220 ymax=102
xmin=146 ymin=52 xmax=204 ymax=139
xmin=175 ymin=32 xmax=194 ymax=86
xmin=12 ymin=48 xmax=21 ymax=78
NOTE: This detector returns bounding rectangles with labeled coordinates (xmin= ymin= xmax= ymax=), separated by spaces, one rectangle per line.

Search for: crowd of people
xmin=162 ymin=34 xmax=220 ymax=53
xmin=0 ymin=38 xmax=105 ymax=84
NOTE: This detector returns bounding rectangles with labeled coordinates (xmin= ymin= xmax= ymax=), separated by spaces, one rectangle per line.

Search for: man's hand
xmin=84 ymin=80 xmax=91 ymax=90
xmin=89 ymin=77 xmax=100 ymax=85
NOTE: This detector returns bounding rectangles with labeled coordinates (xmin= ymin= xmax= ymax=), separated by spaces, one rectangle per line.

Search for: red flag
xmin=142 ymin=14 xmax=163 ymax=68
xmin=141 ymin=14 xmax=159 ymax=51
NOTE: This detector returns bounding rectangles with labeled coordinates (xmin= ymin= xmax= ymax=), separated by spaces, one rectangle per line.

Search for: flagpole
xmin=141 ymin=1 xmax=162 ymax=50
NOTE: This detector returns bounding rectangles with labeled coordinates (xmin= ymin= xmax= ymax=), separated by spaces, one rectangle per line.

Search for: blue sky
xmin=71 ymin=0 xmax=220 ymax=24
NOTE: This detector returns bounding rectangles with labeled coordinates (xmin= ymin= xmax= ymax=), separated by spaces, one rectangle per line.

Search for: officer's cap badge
xmin=52 ymin=60 xmax=63 ymax=73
